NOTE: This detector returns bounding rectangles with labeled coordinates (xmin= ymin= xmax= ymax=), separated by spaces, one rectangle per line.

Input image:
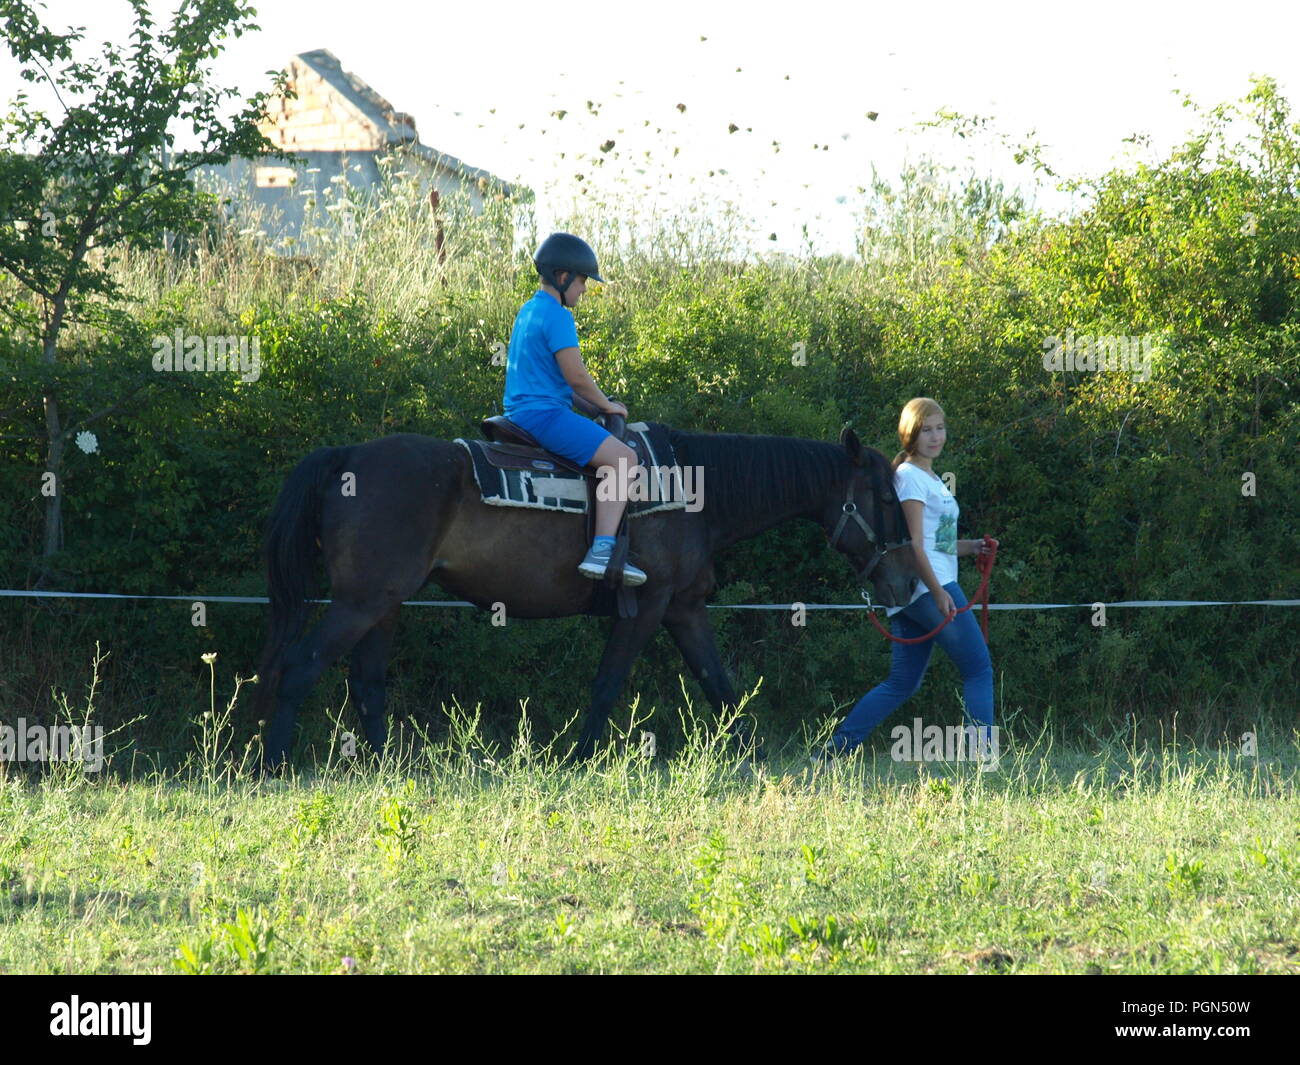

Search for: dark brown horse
xmin=251 ymin=425 xmax=918 ymax=768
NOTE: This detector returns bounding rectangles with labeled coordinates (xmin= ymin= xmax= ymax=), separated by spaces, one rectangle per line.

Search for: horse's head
xmin=822 ymin=428 xmax=919 ymax=607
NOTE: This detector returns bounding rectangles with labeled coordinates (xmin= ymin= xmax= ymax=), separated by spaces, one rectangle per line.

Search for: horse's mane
xmin=664 ymin=425 xmax=892 ymax=524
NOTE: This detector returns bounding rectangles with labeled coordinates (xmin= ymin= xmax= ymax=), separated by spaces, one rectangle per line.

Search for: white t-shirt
xmin=887 ymin=460 xmax=959 ymax=617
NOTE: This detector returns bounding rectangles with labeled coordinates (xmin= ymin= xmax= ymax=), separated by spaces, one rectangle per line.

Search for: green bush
xmin=2 ymin=80 xmax=1296 ymax=764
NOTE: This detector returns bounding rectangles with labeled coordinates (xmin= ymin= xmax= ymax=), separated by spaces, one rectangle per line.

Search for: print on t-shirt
xmin=935 ymin=512 xmax=956 ymax=555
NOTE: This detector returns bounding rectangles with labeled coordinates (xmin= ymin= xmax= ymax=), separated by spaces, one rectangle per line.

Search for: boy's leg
xmin=578 ymin=435 xmax=647 ymax=585
xmin=588 ymin=437 xmax=639 ymax=536
xmin=504 ymin=408 xmax=647 ymax=585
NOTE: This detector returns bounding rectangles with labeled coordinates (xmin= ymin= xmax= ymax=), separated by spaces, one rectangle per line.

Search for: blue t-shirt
xmin=503 ymin=290 xmax=580 ymax=416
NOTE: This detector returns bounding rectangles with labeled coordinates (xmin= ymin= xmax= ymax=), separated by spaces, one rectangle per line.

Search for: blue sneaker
xmin=810 ymin=739 xmax=849 ymax=768
xmin=810 ymin=745 xmax=837 ymax=769
xmin=578 ymin=540 xmax=647 ymax=586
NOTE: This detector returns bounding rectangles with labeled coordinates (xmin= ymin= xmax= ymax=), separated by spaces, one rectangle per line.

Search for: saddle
xmin=479 ymin=398 xmax=640 ymax=619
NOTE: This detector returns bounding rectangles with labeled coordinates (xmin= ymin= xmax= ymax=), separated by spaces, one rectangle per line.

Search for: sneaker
xmin=577 ymin=540 xmax=647 ymax=586
xmin=810 ymin=738 xmax=850 ymax=768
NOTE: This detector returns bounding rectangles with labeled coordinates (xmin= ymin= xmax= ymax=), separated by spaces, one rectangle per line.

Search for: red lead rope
xmin=867 ymin=535 xmax=999 ymax=645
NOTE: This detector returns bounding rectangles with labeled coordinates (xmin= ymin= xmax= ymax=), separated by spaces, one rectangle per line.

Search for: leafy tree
xmin=0 ymin=0 xmax=290 ymax=580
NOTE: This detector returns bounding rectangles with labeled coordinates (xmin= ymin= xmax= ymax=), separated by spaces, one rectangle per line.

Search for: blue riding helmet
xmin=534 ymin=232 xmax=604 ymax=306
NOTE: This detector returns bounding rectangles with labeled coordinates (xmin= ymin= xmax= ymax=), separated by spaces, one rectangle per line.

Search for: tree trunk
xmin=38 ymin=292 xmax=70 ymax=583
xmin=42 ymin=391 xmax=64 ymax=562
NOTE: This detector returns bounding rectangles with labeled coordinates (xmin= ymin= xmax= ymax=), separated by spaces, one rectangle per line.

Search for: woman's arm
xmin=902 ymin=499 xmax=946 ymax=598
xmin=902 ymin=499 xmax=956 ymax=617
xmin=957 ymin=538 xmax=997 ymax=558
xmin=555 ymin=347 xmax=624 ymax=415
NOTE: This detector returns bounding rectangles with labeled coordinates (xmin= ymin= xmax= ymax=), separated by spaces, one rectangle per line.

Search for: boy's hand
xmin=603 ymin=401 xmax=629 ymax=417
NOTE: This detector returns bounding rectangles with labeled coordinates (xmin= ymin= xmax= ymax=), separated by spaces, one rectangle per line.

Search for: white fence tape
xmin=2 ymin=590 xmax=1297 ymax=610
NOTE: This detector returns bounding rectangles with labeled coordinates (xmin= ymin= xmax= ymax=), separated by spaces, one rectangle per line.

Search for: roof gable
xmin=258 ymin=48 xmax=418 ymax=152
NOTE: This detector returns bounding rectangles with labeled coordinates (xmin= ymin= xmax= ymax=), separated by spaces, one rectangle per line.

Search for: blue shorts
xmin=506 ymin=404 xmax=612 ymax=467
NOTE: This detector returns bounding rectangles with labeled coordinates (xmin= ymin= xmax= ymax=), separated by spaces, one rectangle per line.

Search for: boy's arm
xmin=555 ymin=347 xmax=622 ymax=414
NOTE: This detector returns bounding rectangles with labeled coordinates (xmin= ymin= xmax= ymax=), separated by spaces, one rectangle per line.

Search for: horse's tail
xmin=252 ymin=445 xmax=351 ymax=719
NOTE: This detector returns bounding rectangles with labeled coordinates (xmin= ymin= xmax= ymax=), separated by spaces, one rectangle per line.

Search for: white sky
xmin=2 ymin=0 xmax=1296 ymax=255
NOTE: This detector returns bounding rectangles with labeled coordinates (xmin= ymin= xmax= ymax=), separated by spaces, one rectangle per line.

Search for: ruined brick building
xmin=197 ymin=48 xmax=523 ymax=251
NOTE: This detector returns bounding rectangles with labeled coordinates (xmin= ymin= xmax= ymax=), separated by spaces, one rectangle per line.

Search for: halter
xmin=827 ymin=459 xmax=911 ymax=593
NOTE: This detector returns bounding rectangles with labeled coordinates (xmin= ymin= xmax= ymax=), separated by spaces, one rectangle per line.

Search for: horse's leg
xmin=347 ymin=606 xmax=400 ymax=758
xmin=572 ymin=590 xmax=673 ymax=761
xmin=264 ymin=600 xmax=392 ymax=771
xmin=662 ymin=598 xmax=758 ymax=755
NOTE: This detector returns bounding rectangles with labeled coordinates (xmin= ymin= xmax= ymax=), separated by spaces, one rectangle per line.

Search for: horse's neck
xmin=688 ymin=435 xmax=842 ymax=549
xmin=713 ymin=492 xmax=825 ymax=548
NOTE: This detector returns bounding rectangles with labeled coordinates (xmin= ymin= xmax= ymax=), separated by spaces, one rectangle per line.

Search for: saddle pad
xmin=455 ymin=422 xmax=689 ymax=517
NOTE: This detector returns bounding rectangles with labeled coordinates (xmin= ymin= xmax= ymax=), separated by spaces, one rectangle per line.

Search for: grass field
xmin=2 ymin=700 xmax=1297 ymax=975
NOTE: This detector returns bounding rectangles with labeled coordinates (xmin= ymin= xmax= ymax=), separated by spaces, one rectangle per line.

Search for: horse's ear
xmin=839 ymin=426 xmax=864 ymax=466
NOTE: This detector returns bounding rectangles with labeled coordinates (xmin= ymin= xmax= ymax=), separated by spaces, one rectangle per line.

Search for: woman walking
xmin=827 ymin=397 xmax=998 ymax=760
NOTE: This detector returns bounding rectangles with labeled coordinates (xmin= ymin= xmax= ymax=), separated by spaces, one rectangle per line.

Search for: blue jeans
xmin=832 ymin=581 xmax=994 ymax=752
